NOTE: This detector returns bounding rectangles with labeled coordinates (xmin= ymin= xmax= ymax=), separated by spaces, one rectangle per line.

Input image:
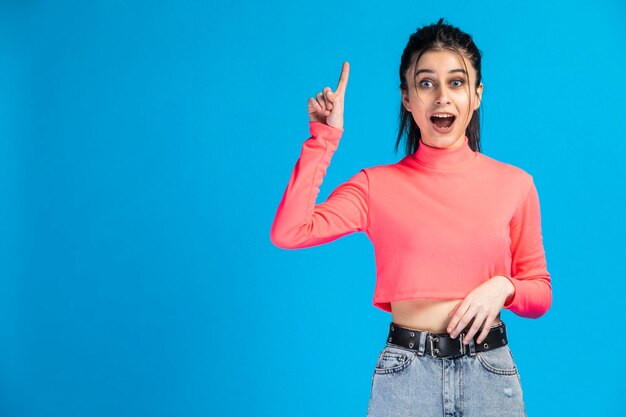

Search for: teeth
xmin=432 ymin=114 xmax=454 ymax=118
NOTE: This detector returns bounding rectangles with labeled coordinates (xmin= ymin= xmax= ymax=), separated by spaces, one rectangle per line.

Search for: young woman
xmin=270 ymin=18 xmax=551 ymax=417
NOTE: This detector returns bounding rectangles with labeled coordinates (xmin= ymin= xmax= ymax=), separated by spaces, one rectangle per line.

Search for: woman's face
xmin=401 ymin=49 xmax=483 ymax=149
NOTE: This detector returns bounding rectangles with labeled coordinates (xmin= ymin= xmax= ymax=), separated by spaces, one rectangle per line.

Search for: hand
xmin=446 ymin=275 xmax=515 ymax=345
xmin=308 ymin=61 xmax=350 ymax=130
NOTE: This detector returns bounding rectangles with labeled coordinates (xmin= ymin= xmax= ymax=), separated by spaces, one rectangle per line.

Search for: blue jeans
xmin=367 ymin=325 xmax=527 ymax=417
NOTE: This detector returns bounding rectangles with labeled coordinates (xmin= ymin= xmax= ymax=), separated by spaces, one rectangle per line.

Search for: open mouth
xmin=430 ymin=114 xmax=456 ymax=132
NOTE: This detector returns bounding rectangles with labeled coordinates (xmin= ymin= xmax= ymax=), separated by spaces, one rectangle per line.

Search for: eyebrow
xmin=414 ymin=68 xmax=468 ymax=76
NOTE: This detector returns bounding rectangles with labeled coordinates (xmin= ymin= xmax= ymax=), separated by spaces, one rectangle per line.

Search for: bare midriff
xmin=391 ymin=298 xmax=502 ymax=334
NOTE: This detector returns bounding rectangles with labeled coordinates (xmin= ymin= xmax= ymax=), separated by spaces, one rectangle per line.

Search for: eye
xmin=451 ymin=79 xmax=464 ymax=87
xmin=418 ymin=80 xmax=434 ymax=88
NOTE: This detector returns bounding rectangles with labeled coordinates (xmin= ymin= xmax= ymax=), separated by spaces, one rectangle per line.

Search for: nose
xmin=435 ymin=86 xmax=451 ymax=105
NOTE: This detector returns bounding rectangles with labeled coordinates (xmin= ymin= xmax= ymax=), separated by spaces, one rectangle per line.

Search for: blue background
xmin=1 ymin=0 xmax=624 ymax=416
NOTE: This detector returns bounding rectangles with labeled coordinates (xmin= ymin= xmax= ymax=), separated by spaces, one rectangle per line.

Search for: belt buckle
xmin=428 ymin=334 xmax=439 ymax=357
xmin=459 ymin=332 xmax=466 ymax=355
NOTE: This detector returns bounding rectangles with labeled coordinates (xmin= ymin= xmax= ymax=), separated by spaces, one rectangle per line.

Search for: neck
xmin=411 ymin=135 xmax=476 ymax=170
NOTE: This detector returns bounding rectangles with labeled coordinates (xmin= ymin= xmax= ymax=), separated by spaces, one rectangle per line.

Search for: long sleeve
xmin=270 ymin=121 xmax=369 ymax=249
xmin=502 ymin=177 xmax=552 ymax=318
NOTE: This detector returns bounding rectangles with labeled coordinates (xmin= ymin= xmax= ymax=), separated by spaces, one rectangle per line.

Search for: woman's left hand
xmin=446 ymin=275 xmax=515 ymax=345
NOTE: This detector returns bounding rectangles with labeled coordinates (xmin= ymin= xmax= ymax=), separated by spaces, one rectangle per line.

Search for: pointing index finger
xmin=335 ymin=61 xmax=350 ymax=95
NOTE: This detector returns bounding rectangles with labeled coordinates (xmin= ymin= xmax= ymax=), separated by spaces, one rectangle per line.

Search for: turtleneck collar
xmin=410 ymin=135 xmax=476 ymax=170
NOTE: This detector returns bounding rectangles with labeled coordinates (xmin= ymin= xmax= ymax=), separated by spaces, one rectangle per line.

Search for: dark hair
xmin=395 ymin=18 xmax=483 ymax=156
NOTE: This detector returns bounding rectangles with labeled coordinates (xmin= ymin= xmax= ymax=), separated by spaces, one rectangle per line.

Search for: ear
xmin=473 ymin=82 xmax=483 ymax=111
xmin=401 ymin=89 xmax=411 ymax=112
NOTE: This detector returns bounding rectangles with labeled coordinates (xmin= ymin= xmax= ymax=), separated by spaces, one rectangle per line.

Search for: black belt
xmin=386 ymin=321 xmax=509 ymax=358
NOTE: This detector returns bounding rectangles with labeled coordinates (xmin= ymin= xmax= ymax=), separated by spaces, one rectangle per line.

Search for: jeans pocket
xmin=374 ymin=344 xmax=417 ymax=375
xmin=476 ymin=345 xmax=518 ymax=376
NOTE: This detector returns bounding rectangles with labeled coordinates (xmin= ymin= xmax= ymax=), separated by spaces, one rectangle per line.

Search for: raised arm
xmin=270 ymin=62 xmax=370 ymax=249
xmin=269 ymin=122 xmax=369 ymax=249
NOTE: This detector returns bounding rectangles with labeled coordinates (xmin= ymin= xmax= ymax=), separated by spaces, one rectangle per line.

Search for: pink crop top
xmin=270 ymin=122 xmax=552 ymax=318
